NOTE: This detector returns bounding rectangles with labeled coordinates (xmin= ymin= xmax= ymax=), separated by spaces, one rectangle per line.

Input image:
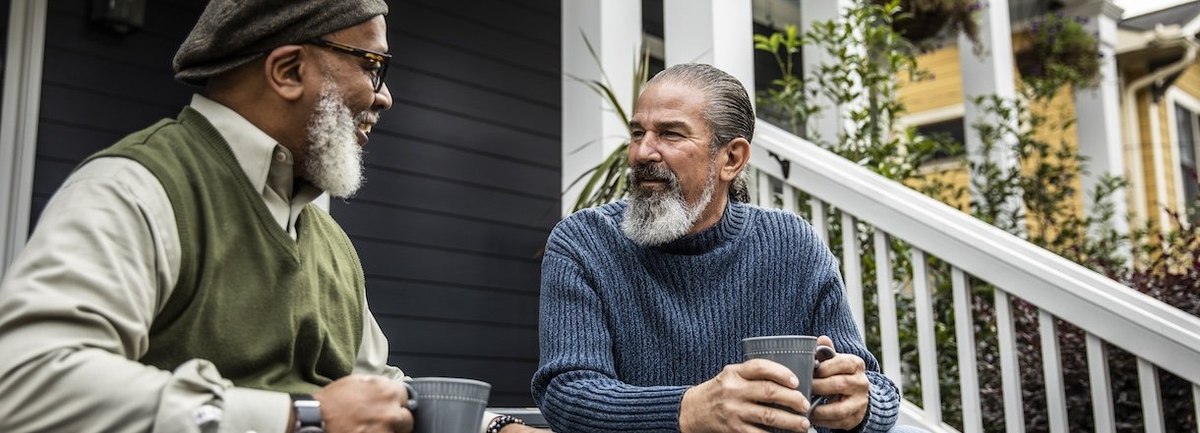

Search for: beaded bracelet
xmin=486 ymin=414 xmax=527 ymax=433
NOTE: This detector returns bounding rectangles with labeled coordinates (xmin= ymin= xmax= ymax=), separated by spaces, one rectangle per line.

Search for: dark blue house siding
xmin=339 ymin=0 xmax=559 ymax=406
xmin=30 ymin=0 xmax=558 ymax=406
xmin=31 ymin=0 xmax=199 ymax=220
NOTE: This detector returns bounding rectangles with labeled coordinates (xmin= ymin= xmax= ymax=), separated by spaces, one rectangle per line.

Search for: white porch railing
xmin=748 ymin=120 xmax=1200 ymax=433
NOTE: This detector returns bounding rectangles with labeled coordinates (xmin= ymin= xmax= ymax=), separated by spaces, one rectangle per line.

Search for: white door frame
xmin=0 ymin=0 xmax=48 ymax=273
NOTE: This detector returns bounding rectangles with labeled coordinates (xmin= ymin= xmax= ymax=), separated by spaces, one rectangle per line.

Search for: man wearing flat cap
xmin=0 ymin=2 xmax=538 ymax=433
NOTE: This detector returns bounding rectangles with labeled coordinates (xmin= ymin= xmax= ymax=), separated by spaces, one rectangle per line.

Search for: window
xmin=914 ymin=117 xmax=967 ymax=164
xmin=1173 ymin=104 xmax=1200 ymax=224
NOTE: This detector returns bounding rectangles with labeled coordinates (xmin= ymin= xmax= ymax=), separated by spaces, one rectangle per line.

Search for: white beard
xmin=621 ymin=162 xmax=716 ymax=247
xmin=304 ymin=84 xmax=366 ymax=198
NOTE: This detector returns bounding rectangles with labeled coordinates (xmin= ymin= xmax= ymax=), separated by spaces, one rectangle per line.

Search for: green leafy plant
xmin=757 ymin=1 xmax=1198 ymax=431
xmin=753 ymin=25 xmax=820 ymax=138
xmin=1014 ymin=13 xmax=1102 ymax=100
xmin=565 ymin=35 xmax=650 ymax=213
xmin=754 ymin=0 xmax=948 ymax=181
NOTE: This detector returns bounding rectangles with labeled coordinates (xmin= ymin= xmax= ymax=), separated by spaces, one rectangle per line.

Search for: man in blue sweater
xmin=533 ymin=64 xmax=918 ymax=433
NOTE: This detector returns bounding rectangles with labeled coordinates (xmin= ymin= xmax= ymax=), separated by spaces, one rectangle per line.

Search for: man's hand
xmin=314 ymin=374 xmax=413 ymax=433
xmin=810 ymin=335 xmax=870 ymax=430
xmin=679 ymin=359 xmax=812 ymax=433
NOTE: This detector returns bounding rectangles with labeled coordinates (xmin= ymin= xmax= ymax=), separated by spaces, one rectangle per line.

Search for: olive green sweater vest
xmin=87 ymin=107 xmax=364 ymax=393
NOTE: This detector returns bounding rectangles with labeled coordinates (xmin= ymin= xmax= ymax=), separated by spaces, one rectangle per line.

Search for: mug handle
xmin=814 ymin=345 xmax=836 ymax=366
xmin=403 ymin=381 xmax=420 ymax=411
xmin=808 ymin=345 xmax=837 ymax=413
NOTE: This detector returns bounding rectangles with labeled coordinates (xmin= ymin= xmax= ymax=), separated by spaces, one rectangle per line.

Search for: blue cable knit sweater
xmin=532 ymin=200 xmax=900 ymax=433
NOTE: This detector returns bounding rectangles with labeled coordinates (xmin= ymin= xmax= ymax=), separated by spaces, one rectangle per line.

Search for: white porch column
xmin=0 ymin=0 xmax=49 ymax=271
xmin=958 ymin=0 xmax=1022 ymax=227
xmin=1068 ymin=1 xmax=1129 ymax=237
xmin=798 ymin=0 xmax=854 ymax=145
xmin=561 ymin=0 xmax=642 ymax=216
xmin=662 ymin=0 xmax=755 ymax=101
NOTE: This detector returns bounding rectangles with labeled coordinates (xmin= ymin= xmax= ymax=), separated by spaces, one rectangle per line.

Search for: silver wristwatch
xmin=290 ymin=394 xmax=324 ymax=433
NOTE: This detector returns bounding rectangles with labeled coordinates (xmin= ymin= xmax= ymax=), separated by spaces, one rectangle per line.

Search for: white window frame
xmin=898 ymin=104 xmax=967 ymax=172
xmin=1165 ymin=88 xmax=1200 ymax=221
xmin=896 ymin=103 xmax=966 ymax=129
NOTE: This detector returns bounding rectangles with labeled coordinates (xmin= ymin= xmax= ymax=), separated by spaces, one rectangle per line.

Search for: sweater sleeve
xmin=811 ymin=266 xmax=900 ymax=433
xmin=532 ymin=251 xmax=689 ymax=432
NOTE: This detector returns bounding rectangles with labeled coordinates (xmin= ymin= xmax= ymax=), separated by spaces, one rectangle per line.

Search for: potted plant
xmin=882 ymin=0 xmax=981 ymax=52
xmin=1015 ymin=13 xmax=1101 ymax=100
xmin=566 ymin=36 xmax=650 ymax=212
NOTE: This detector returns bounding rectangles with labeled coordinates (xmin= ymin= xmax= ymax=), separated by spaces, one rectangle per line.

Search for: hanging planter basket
xmin=884 ymin=0 xmax=981 ymax=51
xmin=1014 ymin=13 xmax=1102 ymax=99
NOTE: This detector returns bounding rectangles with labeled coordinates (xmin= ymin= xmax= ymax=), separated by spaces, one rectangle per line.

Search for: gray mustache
xmin=630 ymin=163 xmax=676 ymax=183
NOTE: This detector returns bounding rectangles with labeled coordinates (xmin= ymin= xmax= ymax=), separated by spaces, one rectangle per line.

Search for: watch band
xmin=290 ymin=394 xmax=324 ymax=433
xmin=486 ymin=414 xmax=527 ymax=433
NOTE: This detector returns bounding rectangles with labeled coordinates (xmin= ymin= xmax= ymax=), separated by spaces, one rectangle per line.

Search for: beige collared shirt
xmin=0 ymin=95 xmax=402 ymax=433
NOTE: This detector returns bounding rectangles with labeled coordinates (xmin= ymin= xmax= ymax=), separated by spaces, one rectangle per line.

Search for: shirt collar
xmin=188 ymin=94 xmax=324 ymax=208
xmin=189 ymin=94 xmax=281 ymax=194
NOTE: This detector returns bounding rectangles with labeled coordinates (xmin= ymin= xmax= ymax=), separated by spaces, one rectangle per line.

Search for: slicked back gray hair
xmin=645 ymin=63 xmax=753 ymax=202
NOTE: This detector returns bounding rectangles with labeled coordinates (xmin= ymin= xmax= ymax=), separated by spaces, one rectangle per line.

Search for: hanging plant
xmin=882 ymin=0 xmax=982 ymax=52
xmin=1015 ymin=13 xmax=1102 ymax=100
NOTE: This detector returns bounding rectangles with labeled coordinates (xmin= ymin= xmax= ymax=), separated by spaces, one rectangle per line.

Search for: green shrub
xmin=755 ymin=1 xmax=1199 ymax=431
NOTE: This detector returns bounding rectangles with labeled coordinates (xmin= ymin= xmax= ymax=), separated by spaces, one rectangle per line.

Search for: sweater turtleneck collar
xmin=649 ymin=200 xmax=749 ymax=255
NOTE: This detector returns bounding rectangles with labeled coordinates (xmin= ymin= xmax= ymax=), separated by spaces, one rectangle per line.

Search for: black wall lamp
xmin=91 ymin=0 xmax=146 ymax=35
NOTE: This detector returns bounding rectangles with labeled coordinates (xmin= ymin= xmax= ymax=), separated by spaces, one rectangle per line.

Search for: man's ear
xmin=719 ymin=137 xmax=750 ymax=182
xmin=263 ymin=45 xmax=307 ymax=102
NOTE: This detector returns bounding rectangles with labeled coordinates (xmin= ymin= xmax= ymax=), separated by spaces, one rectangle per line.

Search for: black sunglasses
xmin=307 ymin=39 xmax=391 ymax=93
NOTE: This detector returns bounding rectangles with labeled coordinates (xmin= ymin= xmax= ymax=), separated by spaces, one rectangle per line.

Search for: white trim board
xmin=1165 ymin=88 xmax=1200 ymax=221
xmin=0 ymin=0 xmax=48 ymax=272
xmin=897 ymin=103 xmax=966 ymax=128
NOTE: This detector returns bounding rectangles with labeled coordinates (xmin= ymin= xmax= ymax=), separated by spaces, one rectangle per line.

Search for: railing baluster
xmin=951 ymin=267 xmax=982 ymax=433
xmin=911 ymin=249 xmax=941 ymax=423
xmin=996 ymin=289 xmax=1026 ymax=433
xmin=1039 ymin=309 xmax=1068 ymax=432
xmin=873 ymin=230 xmax=902 ymax=394
xmin=756 ymin=170 xmax=771 ymax=208
xmin=1139 ymin=359 xmax=1164 ymax=433
xmin=1086 ymin=333 xmax=1114 ymax=433
xmin=809 ymin=198 xmax=827 ymax=246
xmin=782 ymin=184 xmax=796 ymax=213
xmin=745 ymin=112 xmax=1200 ymax=433
xmin=840 ymin=213 xmax=864 ymax=338
xmin=1193 ymin=384 xmax=1200 ymax=433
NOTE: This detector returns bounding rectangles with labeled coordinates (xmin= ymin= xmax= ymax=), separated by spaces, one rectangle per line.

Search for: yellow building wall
xmin=893 ymin=34 xmax=1200 ymax=237
xmin=1027 ymin=85 xmax=1085 ymax=227
xmin=1136 ymin=92 xmax=1164 ymax=230
xmin=898 ymin=46 xmax=963 ymax=113
xmin=897 ymin=40 xmax=1087 ymax=229
xmin=1159 ymin=101 xmax=1179 ymax=213
xmin=1175 ymin=62 xmax=1200 ymax=97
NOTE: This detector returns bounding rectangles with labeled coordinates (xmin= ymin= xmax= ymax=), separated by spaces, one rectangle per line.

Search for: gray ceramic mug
xmin=741 ymin=335 xmax=837 ymax=433
xmin=408 ymin=377 xmax=491 ymax=433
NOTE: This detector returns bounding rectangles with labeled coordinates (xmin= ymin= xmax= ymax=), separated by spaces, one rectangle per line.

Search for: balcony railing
xmin=746 ymin=121 xmax=1200 ymax=433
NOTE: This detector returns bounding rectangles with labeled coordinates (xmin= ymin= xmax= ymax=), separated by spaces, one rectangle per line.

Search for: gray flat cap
xmin=173 ymin=0 xmax=389 ymax=85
